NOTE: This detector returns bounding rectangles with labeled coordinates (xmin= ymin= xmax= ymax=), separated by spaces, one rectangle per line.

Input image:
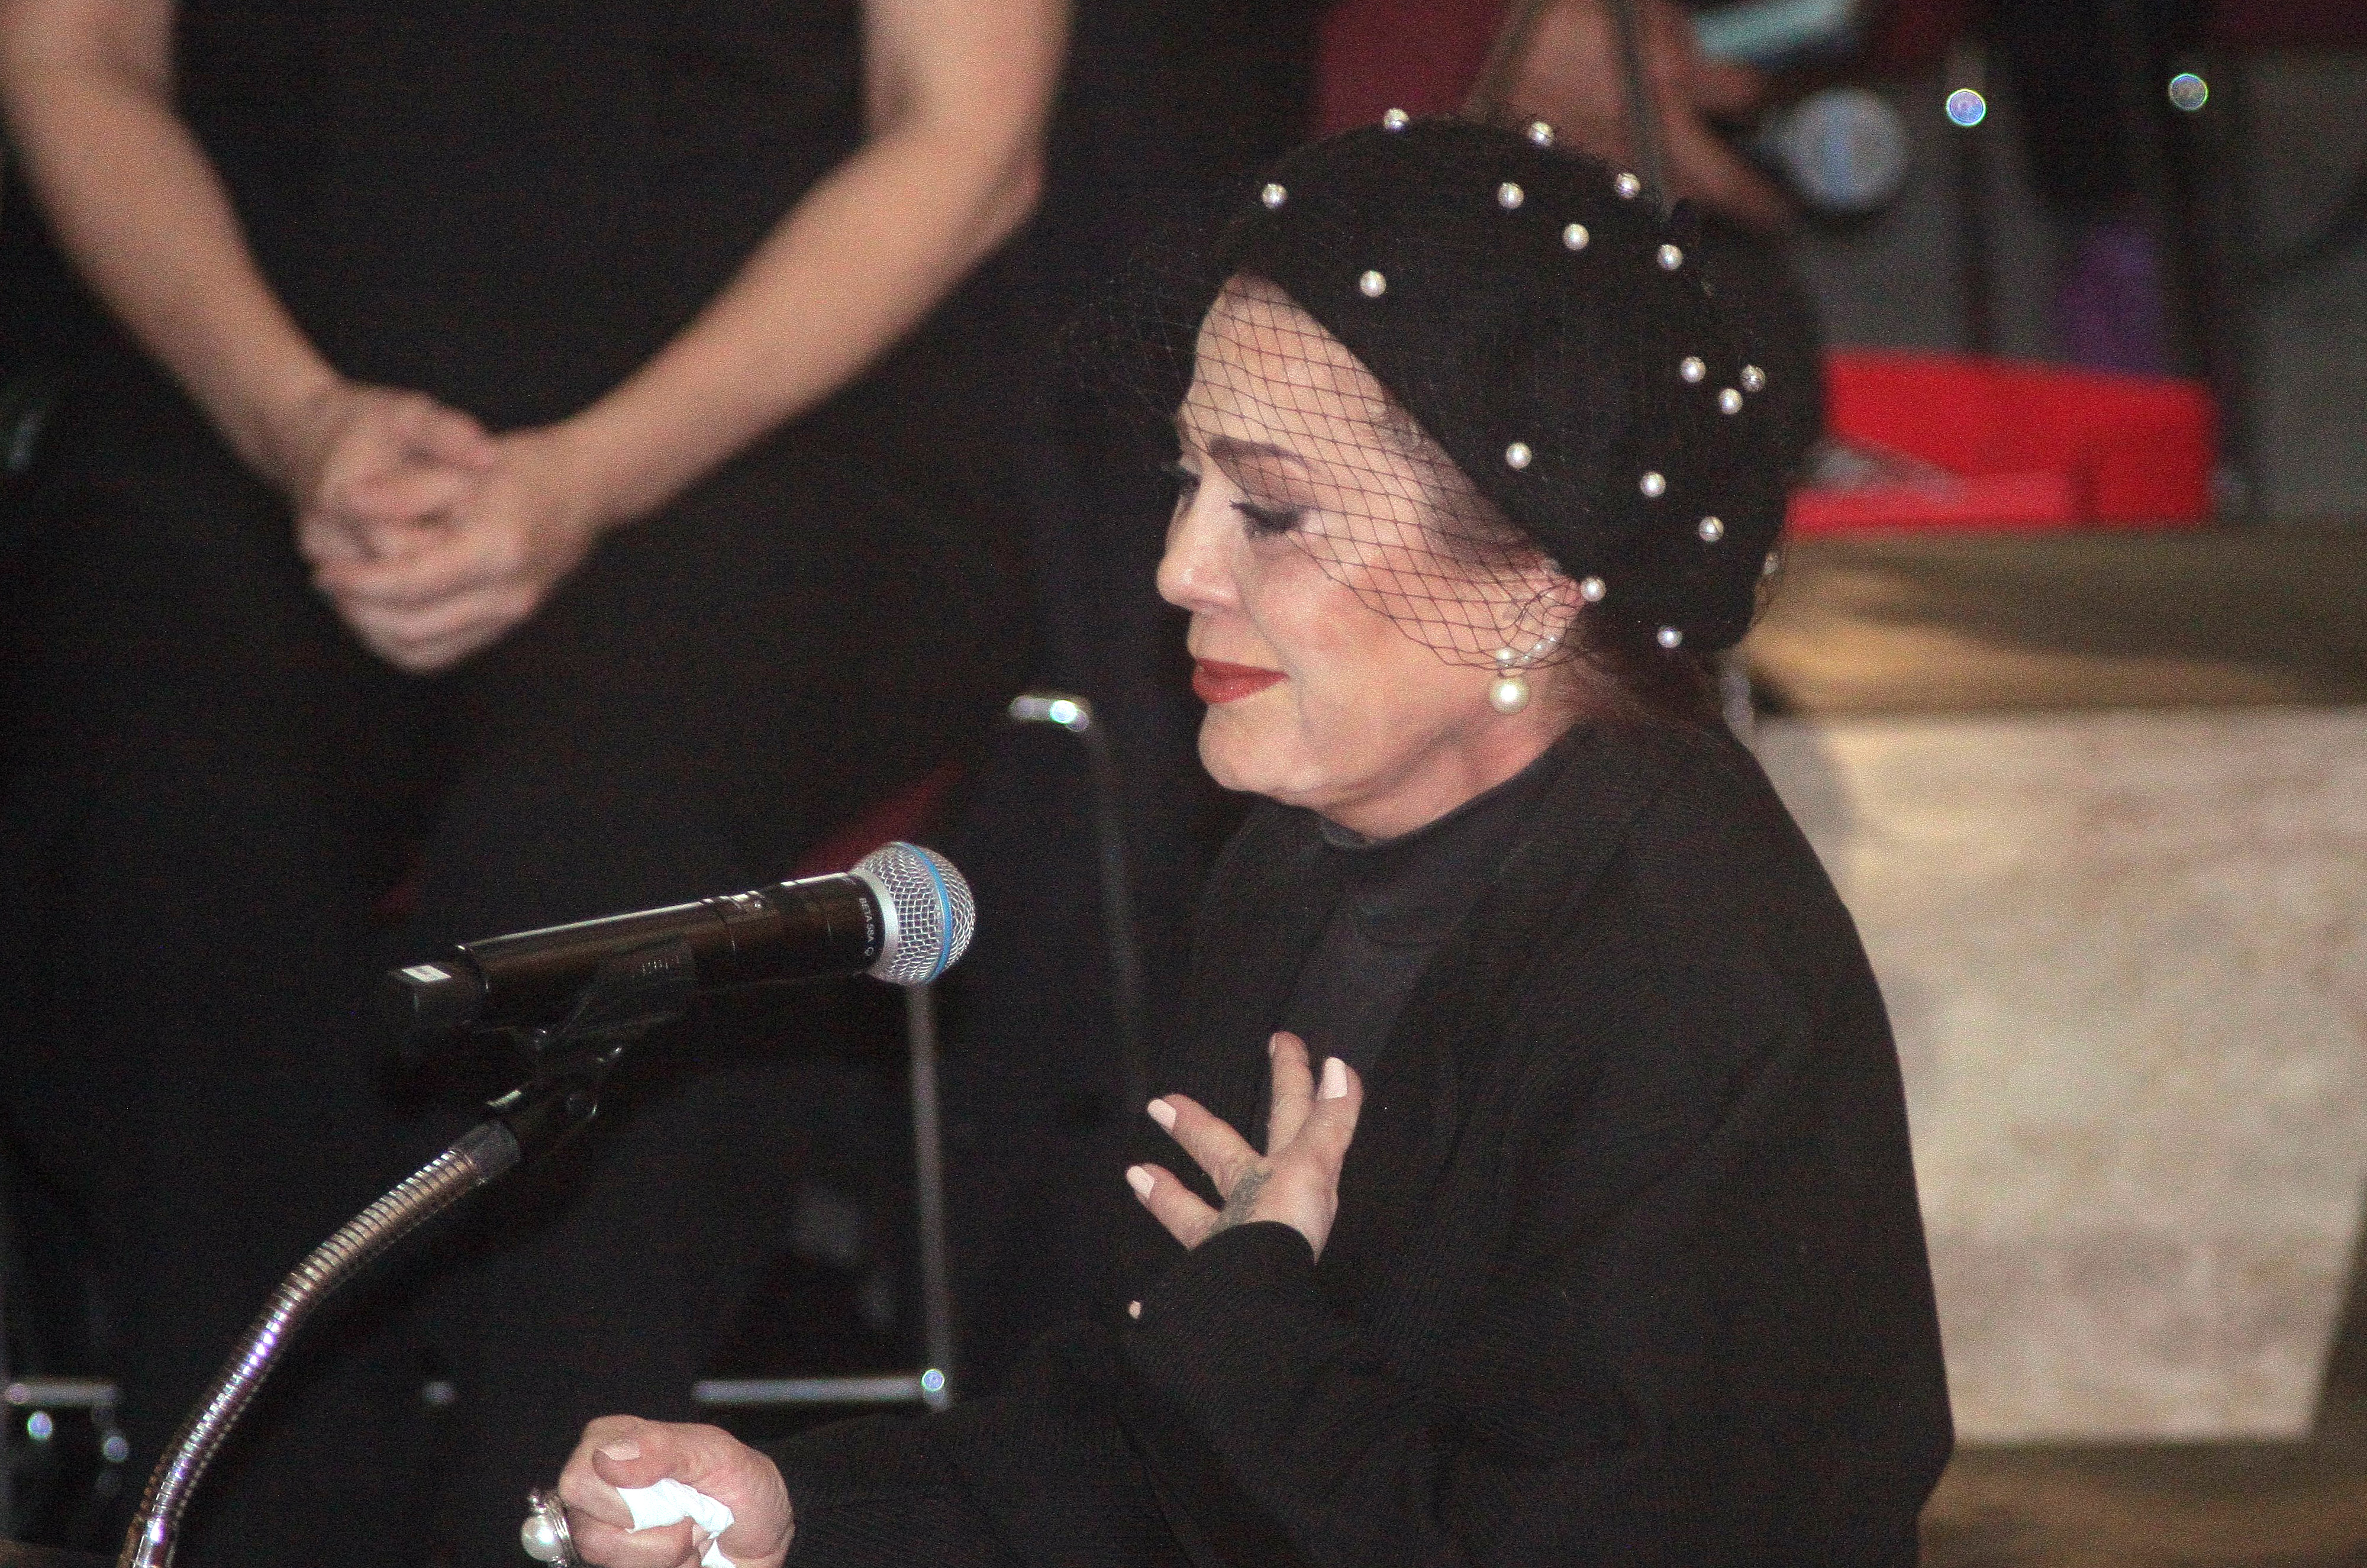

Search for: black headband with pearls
xmin=1210 ymin=116 xmax=1794 ymax=653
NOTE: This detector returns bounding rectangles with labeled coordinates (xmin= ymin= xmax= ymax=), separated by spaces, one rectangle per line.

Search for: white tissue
xmin=618 ymin=1478 xmax=737 ymax=1568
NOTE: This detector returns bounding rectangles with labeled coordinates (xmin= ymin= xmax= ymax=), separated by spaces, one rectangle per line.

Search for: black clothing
xmin=766 ymin=718 xmax=1954 ymax=1565
xmin=0 ymin=4 xmax=1029 ymax=1564
xmin=179 ymin=0 xmax=849 ymax=427
xmin=1282 ymin=749 xmax=1558 ymax=1075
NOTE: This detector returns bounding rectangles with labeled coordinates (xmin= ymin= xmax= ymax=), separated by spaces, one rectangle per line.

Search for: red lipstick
xmin=1192 ymin=659 xmax=1285 ymax=704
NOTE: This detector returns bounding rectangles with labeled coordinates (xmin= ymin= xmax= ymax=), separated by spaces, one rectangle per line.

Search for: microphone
xmin=379 ymin=842 xmax=974 ymax=1047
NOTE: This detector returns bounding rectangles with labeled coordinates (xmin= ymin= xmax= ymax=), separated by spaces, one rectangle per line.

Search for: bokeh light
xmin=2169 ymin=72 xmax=2209 ymax=112
xmin=1946 ymin=88 xmax=1988 ymax=128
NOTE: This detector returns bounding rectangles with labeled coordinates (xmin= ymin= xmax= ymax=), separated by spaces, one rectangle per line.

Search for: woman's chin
xmin=1196 ymin=716 xmax=1251 ymax=793
xmin=1198 ymin=712 xmax=1286 ymax=799
xmin=1199 ymin=717 xmax=1334 ymax=812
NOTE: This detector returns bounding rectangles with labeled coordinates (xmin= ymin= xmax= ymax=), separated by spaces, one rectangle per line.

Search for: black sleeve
xmin=763 ymin=1323 xmax=1194 ymax=1568
xmin=1120 ymin=997 xmax=1950 ymax=1568
xmin=765 ymin=1413 xmax=1023 ymax=1568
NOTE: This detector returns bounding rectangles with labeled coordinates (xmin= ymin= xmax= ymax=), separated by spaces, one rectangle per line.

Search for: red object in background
xmin=1790 ymin=351 xmax=2218 ymax=534
xmin=1315 ymin=0 xmax=1510 ymax=134
xmin=789 ymin=763 xmax=962 ymax=879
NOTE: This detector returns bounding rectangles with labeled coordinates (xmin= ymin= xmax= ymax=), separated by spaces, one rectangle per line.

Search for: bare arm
xmin=556 ymin=0 xmax=1068 ymax=529
xmin=0 ymin=0 xmax=313 ymax=476
xmin=0 ymin=0 xmax=494 ymax=512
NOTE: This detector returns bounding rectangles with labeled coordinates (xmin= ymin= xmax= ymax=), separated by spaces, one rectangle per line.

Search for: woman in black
xmin=549 ymin=120 xmax=1952 ymax=1566
xmin=0 ymin=1 xmax=1059 ymax=1562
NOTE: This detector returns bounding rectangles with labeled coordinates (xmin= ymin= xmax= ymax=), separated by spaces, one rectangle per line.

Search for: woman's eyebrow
xmin=1205 ymin=434 xmax=1309 ymax=471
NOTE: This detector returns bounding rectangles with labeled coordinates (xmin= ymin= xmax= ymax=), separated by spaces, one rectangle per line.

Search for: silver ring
xmin=522 ymin=1486 xmax=580 ymax=1567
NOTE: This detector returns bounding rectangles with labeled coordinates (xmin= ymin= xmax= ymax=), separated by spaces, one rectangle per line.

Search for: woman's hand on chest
xmin=1128 ymin=1030 xmax=1364 ymax=1262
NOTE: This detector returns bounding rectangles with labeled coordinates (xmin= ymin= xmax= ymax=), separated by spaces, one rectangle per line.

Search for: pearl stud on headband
xmin=1359 ymin=269 xmax=1387 ymax=298
xmin=1260 ymin=183 xmax=1287 ymax=209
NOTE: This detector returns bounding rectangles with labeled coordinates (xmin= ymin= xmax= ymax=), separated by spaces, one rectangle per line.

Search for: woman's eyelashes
xmin=1234 ymin=500 xmax=1304 ymax=537
xmin=1169 ymin=459 xmax=1305 ymax=537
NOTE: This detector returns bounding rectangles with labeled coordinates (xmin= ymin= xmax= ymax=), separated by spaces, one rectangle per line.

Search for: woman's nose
xmin=1156 ymin=496 xmax=1235 ymax=615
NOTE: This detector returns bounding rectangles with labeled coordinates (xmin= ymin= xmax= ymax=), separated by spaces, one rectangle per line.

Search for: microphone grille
xmin=854 ymin=843 xmax=976 ymax=986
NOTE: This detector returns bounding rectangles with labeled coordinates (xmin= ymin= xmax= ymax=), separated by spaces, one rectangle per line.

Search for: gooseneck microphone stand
xmin=118 ymin=937 xmax=701 ymax=1568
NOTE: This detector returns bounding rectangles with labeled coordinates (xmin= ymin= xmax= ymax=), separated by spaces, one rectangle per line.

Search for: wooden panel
xmin=1745 ymin=530 xmax=2367 ymax=715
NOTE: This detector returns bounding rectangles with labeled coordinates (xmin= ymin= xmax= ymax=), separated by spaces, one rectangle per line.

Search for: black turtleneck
xmin=1279 ymin=746 xmax=1562 ymax=1075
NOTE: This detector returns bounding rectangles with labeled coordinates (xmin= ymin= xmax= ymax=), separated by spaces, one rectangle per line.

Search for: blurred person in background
xmin=0 ymin=0 xmax=1060 ymax=1562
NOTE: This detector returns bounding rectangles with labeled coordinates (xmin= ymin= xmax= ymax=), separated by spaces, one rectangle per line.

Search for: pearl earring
xmin=1488 ymin=649 xmax=1531 ymax=715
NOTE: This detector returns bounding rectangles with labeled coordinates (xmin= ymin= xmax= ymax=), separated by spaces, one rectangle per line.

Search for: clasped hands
xmin=276 ymin=379 xmax=608 ymax=673
xmin=550 ymin=1033 xmax=1361 ymax=1568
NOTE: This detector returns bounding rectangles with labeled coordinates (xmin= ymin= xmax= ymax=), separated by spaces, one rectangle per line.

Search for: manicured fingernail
xmin=1320 ymin=1057 xmax=1347 ymax=1099
xmin=1128 ymin=1299 xmax=1143 ymax=1319
xmin=1126 ymin=1166 xmax=1155 ymax=1198
xmin=599 ymin=1438 xmax=640 ymax=1462
xmin=1146 ymin=1099 xmax=1177 ymax=1131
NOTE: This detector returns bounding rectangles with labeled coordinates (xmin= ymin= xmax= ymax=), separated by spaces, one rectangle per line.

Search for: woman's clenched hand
xmin=282 ymin=379 xmax=499 ymax=567
xmin=308 ymin=421 xmax=609 ymax=672
xmin=1129 ymin=1031 xmax=1363 ymax=1262
xmin=557 ymin=1417 xmax=794 ymax=1568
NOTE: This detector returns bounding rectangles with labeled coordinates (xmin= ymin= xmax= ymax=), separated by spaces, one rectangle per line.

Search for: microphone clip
xmin=483 ymin=934 xmax=697 ymax=1166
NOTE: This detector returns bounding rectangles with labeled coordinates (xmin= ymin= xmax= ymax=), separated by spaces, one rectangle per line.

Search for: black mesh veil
xmin=1073 ymin=115 xmax=1806 ymax=670
xmin=1176 ymin=271 xmax=1576 ymax=669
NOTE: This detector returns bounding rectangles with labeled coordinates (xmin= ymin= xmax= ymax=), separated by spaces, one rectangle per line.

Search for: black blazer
xmin=772 ymin=718 xmax=1953 ymax=1566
